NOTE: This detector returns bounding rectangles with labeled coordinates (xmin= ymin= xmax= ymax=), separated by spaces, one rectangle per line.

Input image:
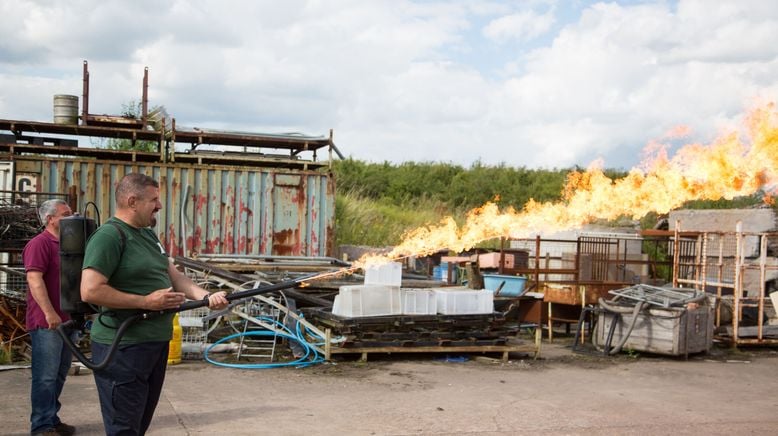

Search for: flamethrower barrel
xmin=166 ymin=272 xmax=319 ymax=314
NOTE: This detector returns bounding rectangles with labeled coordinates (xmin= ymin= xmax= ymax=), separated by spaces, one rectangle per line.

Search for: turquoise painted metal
xmin=22 ymin=157 xmax=334 ymax=257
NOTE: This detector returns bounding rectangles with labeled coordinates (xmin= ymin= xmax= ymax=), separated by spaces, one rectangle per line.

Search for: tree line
xmin=331 ymin=158 xmax=609 ymax=211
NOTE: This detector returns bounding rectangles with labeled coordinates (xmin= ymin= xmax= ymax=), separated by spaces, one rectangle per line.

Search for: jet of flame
xmin=357 ymin=103 xmax=778 ymax=268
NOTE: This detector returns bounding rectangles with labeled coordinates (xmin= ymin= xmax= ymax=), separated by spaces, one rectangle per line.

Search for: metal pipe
xmin=181 ymin=184 xmax=189 ymax=258
xmin=733 ymin=221 xmax=743 ymax=347
xmin=82 ymin=60 xmax=89 ymax=125
xmin=672 ymin=220 xmax=680 ymax=288
xmin=142 ymin=67 xmax=149 ymax=128
xmin=758 ymin=234 xmax=767 ymax=341
xmin=196 ymin=254 xmax=350 ymax=267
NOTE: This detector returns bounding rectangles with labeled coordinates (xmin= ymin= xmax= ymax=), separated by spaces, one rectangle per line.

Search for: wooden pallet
xmin=318 ymin=329 xmax=541 ymax=362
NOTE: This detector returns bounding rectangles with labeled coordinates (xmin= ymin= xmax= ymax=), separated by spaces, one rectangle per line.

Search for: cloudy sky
xmin=1 ymin=0 xmax=777 ymax=170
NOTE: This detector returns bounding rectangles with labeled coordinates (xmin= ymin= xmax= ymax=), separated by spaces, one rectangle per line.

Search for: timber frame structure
xmin=669 ymin=223 xmax=778 ymax=346
xmin=0 ymin=60 xmax=339 ymax=171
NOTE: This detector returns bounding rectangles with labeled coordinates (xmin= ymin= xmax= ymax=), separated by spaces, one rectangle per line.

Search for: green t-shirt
xmin=83 ymin=217 xmax=174 ymax=344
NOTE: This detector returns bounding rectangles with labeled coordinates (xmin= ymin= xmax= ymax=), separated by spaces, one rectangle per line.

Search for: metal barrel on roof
xmin=53 ymin=94 xmax=79 ymax=125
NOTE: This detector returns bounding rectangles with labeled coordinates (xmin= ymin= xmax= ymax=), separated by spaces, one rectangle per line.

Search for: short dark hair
xmin=116 ymin=173 xmax=159 ymax=204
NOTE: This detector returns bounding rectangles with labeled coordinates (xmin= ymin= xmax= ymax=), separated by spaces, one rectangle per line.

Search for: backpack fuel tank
xmin=59 ymin=214 xmax=97 ymax=316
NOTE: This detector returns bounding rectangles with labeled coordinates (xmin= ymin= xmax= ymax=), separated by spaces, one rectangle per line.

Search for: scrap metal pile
xmin=175 ymin=256 xmax=537 ymax=362
xmin=0 ymin=291 xmax=29 ymax=361
xmin=0 ymin=201 xmax=41 ymax=251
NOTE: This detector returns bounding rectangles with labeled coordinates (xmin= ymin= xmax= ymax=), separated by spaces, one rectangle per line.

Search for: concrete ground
xmin=2 ymin=342 xmax=778 ymax=436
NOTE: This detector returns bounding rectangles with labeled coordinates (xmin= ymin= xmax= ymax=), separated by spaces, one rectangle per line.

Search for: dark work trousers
xmin=91 ymin=341 xmax=169 ymax=436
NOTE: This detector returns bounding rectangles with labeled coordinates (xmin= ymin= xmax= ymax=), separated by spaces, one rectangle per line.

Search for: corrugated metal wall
xmin=10 ymin=158 xmax=335 ymax=257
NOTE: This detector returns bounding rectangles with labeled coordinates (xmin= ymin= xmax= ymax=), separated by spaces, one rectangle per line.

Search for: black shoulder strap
xmin=105 ymin=221 xmax=127 ymax=256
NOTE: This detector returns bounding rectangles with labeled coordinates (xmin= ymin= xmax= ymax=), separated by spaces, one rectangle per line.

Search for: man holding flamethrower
xmin=80 ymin=173 xmax=228 ymax=436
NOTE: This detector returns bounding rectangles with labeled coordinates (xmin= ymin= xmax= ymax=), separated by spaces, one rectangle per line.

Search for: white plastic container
xmin=364 ymin=262 xmax=402 ymax=287
xmin=332 ymin=284 xmax=402 ymax=317
xmin=401 ymin=289 xmax=437 ymax=315
xmin=332 ymin=295 xmax=341 ymax=315
xmin=433 ymin=288 xmax=494 ymax=315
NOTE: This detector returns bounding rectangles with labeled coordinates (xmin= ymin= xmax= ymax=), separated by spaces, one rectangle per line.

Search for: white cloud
xmin=483 ymin=9 xmax=555 ymax=43
xmin=486 ymin=1 xmax=778 ymax=167
xmin=2 ymin=0 xmax=778 ymax=171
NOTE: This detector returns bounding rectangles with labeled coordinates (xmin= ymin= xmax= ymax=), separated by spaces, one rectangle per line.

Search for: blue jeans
xmin=30 ymin=328 xmax=73 ymax=433
xmin=92 ymin=341 xmax=169 ymax=436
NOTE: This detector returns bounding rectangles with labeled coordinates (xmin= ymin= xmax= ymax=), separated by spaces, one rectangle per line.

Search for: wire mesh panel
xmin=0 ymin=264 xmax=26 ymax=300
xmin=179 ymin=306 xmax=210 ymax=360
xmin=609 ymin=284 xmax=704 ymax=308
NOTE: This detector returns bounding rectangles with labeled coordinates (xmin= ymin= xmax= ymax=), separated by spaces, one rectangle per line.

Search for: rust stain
xmin=222 ymin=185 xmax=235 ymax=253
xmin=259 ymin=202 xmax=269 ymax=254
xmin=246 ymin=219 xmax=255 ymax=253
xmin=195 ymin=193 xmax=207 ymax=214
xmin=167 ymin=224 xmax=179 ymax=257
xmin=187 ymin=225 xmax=204 ymax=256
xmin=223 ymin=210 xmax=234 ymax=254
xmin=205 ymin=237 xmax=219 ymax=253
xmin=273 ymin=228 xmax=301 ymax=256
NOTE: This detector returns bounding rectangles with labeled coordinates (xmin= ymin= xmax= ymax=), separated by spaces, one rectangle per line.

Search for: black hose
xmin=593 ymin=298 xmax=648 ymax=355
xmin=57 ymin=314 xmax=142 ymax=371
xmin=82 ymin=201 xmax=101 ymax=225
xmin=602 ymin=311 xmax=619 ymax=355
xmin=608 ymin=301 xmax=646 ymax=355
xmin=58 ymin=272 xmax=320 ymax=369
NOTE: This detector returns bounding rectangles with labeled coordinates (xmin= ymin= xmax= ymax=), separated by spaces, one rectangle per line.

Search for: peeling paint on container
xmin=18 ymin=157 xmax=334 ymax=257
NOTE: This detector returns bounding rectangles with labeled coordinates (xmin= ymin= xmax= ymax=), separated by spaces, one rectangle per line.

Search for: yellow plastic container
xmin=167 ymin=314 xmax=182 ymax=365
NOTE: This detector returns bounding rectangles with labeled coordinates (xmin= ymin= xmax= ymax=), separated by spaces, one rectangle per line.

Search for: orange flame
xmin=359 ymin=103 xmax=778 ymax=267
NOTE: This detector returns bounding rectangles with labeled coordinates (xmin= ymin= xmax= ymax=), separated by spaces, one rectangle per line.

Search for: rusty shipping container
xmin=4 ymin=157 xmax=335 ymax=257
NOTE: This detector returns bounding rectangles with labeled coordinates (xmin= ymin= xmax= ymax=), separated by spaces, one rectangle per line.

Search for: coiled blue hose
xmin=204 ymin=314 xmax=326 ymax=369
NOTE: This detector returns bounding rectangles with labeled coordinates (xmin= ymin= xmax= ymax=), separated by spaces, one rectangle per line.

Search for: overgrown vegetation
xmin=333 ymin=158 xmax=579 ymax=209
xmin=335 ymin=191 xmax=452 ymax=246
xmin=104 ymin=100 xmax=162 ymax=152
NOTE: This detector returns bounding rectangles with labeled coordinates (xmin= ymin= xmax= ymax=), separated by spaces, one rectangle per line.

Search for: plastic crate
xmin=401 ymin=289 xmax=437 ymax=315
xmin=332 ymin=284 xmax=402 ymax=317
xmin=364 ymin=262 xmax=402 ymax=287
xmin=432 ymin=263 xmax=458 ymax=283
xmin=483 ymin=274 xmax=527 ymax=297
xmin=433 ymin=288 xmax=494 ymax=315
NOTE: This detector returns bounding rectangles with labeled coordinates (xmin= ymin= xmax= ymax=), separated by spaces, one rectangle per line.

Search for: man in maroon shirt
xmin=24 ymin=199 xmax=75 ymax=436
